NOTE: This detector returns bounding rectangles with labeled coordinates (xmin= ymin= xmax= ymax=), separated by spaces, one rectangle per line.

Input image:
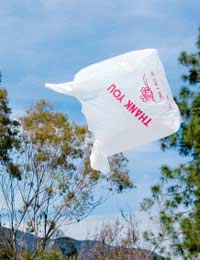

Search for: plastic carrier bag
xmin=45 ymin=49 xmax=181 ymax=174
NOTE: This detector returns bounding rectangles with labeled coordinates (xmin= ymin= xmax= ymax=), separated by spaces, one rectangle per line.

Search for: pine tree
xmin=0 ymin=73 xmax=20 ymax=178
xmin=142 ymin=27 xmax=200 ymax=259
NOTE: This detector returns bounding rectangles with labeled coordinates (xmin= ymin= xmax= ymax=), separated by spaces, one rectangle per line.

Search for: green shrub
xmin=31 ymin=249 xmax=76 ymax=260
xmin=0 ymin=246 xmax=13 ymax=259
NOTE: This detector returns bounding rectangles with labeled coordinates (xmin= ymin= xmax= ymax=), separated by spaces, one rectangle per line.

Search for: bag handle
xmin=45 ymin=81 xmax=74 ymax=96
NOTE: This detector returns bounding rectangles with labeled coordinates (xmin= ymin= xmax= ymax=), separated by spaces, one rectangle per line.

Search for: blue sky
xmin=1 ymin=0 xmax=200 ymax=239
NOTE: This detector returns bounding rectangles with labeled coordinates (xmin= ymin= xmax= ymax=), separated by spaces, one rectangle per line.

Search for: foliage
xmin=29 ymin=249 xmax=74 ymax=260
xmin=79 ymin=213 xmax=156 ymax=260
xmin=0 ymin=246 xmax=14 ymax=260
xmin=0 ymin=98 xmax=133 ymax=259
xmin=141 ymin=27 xmax=200 ymax=259
xmin=0 ymin=86 xmax=20 ymax=178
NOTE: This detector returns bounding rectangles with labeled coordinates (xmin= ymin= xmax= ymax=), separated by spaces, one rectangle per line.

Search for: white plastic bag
xmin=45 ymin=49 xmax=181 ymax=174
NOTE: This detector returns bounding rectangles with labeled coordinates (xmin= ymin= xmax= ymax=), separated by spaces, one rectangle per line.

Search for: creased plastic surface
xmin=45 ymin=49 xmax=182 ymax=174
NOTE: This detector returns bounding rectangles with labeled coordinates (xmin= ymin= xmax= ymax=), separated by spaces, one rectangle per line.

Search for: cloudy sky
xmin=0 ymin=0 xmax=199 ymax=239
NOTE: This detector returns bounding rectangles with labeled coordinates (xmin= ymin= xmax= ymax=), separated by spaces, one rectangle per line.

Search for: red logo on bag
xmin=140 ymin=74 xmax=155 ymax=103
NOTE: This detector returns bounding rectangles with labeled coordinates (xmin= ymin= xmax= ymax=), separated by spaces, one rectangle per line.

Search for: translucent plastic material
xmin=45 ymin=49 xmax=181 ymax=173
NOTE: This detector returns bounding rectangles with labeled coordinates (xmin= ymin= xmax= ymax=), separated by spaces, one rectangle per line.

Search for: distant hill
xmin=0 ymin=227 xmax=164 ymax=259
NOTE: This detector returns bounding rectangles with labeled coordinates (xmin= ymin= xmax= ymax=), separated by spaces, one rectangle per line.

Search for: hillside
xmin=0 ymin=227 xmax=163 ymax=259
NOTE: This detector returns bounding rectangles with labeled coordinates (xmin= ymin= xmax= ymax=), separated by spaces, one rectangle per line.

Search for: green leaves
xmin=31 ymin=249 xmax=72 ymax=260
xmin=141 ymin=27 xmax=200 ymax=259
xmin=0 ymin=87 xmax=21 ymax=178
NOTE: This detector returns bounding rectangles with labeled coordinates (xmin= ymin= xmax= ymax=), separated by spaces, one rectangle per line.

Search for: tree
xmin=0 ymin=74 xmax=20 ymax=178
xmin=0 ymin=99 xmax=133 ymax=259
xmin=24 ymin=248 xmax=74 ymax=260
xmin=79 ymin=212 xmax=159 ymax=260
xmin=141 ymin=27 xmax=200 ymax=259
